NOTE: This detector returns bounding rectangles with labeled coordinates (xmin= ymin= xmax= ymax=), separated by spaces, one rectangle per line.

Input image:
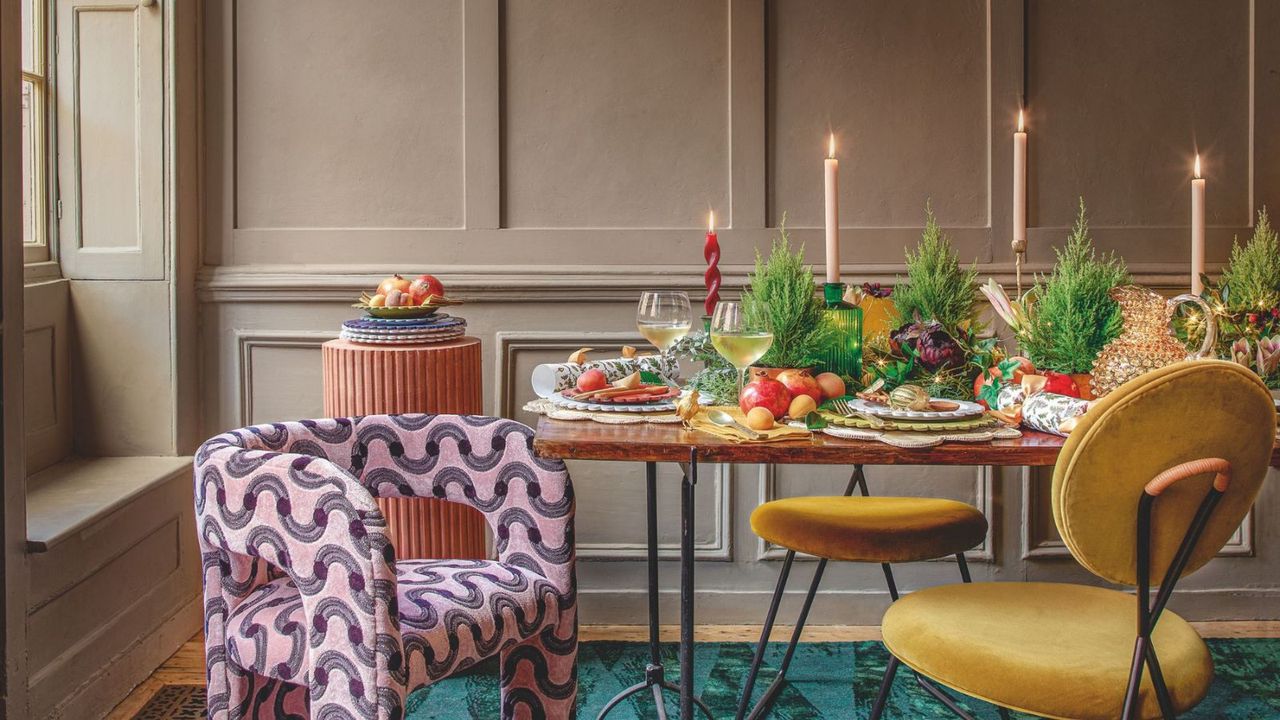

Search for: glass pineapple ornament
xmin=1089 ymin=285 xmax=1216 ymax=398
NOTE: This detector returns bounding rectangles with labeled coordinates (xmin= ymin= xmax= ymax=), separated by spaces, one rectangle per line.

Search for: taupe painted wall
xmin=199 ymin=0 xmax=1280 ymax=623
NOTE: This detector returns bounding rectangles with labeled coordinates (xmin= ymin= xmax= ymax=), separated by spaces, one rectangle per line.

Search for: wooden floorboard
xmin=108 ymin=622 xmax=1280 ymax=718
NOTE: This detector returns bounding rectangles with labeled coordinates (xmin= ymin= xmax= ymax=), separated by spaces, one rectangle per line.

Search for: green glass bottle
xmin=821 ymin=282 xmax=862 ymax=380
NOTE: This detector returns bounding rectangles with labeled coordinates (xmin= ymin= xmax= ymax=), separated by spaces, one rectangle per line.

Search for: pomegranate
xmin=409 ymin=274 xmax=446 ymax=304
xmin=739 ymin=377 xmax=791 ymax=419
xmin=776 ymin=369 xmax=821 ymax=404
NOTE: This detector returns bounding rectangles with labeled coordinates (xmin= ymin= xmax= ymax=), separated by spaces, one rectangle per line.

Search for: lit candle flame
xmin=828 ymin=133 xmax=836 ymax=159
xmin=707 ymin=211 xmax=715 ymax=232
xmin=1194 ymin=154 xmax=1202 ymax=179
xmin=1017 ymin=109 xmax=1025 ymax=133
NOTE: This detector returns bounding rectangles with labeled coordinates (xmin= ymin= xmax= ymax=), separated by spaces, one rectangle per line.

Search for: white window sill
xmin=23 ymin=260 xmax=61 ymax=285
xmin=26 ymin=456 xmax=192 ymax=553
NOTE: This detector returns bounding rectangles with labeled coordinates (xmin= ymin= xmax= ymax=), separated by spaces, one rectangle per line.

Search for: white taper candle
xmin=824 ymin=133 xmax=840 ymax=285
xmin=1191 ymin=154 xmax=1206 ymax=295
xmin=1012 ymin=110 xmax=1027 ymax=254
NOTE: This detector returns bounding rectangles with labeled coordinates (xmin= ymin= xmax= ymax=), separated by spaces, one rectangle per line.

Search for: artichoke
xmin=890 ymin=319 xmax=965 ymax=372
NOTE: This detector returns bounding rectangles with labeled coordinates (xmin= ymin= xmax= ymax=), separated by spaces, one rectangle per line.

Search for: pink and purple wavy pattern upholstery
xmin=195 ymin=414 xmax=577 ymax=719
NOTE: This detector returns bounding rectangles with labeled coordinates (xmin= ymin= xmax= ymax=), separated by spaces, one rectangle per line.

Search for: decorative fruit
xmin=409 ymin=274 xmax=445 ymax=304
xmin=575 ymin=369 xmax=608 ymax=393
xmin=368 ymin=293 xmax=386 ymax=308
xmin=814 ymin=372 xmax=846 ymax=400
xmin=385 ymin=289 xmax=405 ymax=307
xmin=744 ymin=406 xmax=776 ymax=431
xmin=739 ymin=377 xmax=792 ymax=419
xmin=1042 ymin=371 xmax=1082 ymax=398
xmin=776 ymin=369 xmax=821 ymax=404
xmin=888 ymin=384 xmax=931 ymax=411
xmin=787 ymin=394 xmax=817 ymax=419
xmin=377 ymin=274 xmax=412 ymax=297
xmin=973 ymin=356 xmax=1037 ymax=408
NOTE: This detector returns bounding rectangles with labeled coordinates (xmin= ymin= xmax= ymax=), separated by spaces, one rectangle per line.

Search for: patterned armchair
xmin=195 ymin=414 xmax=577 ymax=720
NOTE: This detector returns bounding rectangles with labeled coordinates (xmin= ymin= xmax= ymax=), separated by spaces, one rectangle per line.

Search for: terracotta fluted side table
xmin=322 ymin=336 xmax=487 ymax=559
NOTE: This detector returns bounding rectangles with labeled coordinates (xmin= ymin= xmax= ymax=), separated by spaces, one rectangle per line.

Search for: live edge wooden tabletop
xmin=533 ymin=417 xmax=1280 ymax=468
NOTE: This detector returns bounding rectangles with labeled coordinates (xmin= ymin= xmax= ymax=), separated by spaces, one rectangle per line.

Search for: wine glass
xmin=636 ymin=291 xmax=693 ymax=361
xmin=710 ymin=301 xmax=774 ymax=395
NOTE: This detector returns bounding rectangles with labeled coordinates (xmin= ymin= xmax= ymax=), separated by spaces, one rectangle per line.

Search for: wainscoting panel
xmin=198 ymin=0 xmax=1280 ymax=621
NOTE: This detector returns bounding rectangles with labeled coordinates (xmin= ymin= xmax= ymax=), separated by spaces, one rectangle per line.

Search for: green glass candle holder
xmin=821 ymin=282 xmax=863 ymax=380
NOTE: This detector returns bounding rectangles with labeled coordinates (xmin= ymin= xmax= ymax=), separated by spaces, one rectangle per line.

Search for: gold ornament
xmin=675 ymin=390 xmax=701 ymax=425
xmin=1090 ymin=286 xmax=1217 ymax=398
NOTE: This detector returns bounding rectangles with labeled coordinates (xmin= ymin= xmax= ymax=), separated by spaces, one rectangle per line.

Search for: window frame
xmin=21 ymin=0 xmax=56 ymax=268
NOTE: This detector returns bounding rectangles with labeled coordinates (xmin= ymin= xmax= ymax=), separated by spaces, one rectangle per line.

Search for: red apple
xmin=409 ymin=274 xmax=446 ymax=304
xmin=575 ymin=369 xmax=608 ymax=393
xmin=776 ymin=369 xmax=821 ymax=404
xmin=377 ymin=274 xmax=412 ymax=296
xmin=739 ymin=377 xmax=792 ymax=419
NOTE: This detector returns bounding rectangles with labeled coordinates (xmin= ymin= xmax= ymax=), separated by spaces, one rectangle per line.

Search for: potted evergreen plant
xmin=1014 ymin=200 xmax=1129 ymax=398
xmin=866 ymin=204 xmax=996 ymax=398
xmin=740 ymin=221 xmax=835 ymax=394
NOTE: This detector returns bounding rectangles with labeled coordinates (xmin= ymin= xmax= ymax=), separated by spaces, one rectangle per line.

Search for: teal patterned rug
xmin=405 ymin=639 xmax=1280 ymax=719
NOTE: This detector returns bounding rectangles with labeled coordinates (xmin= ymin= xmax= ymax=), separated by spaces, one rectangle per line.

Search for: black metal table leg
xmin=596 ymin=459 xmax=714 ymax=720
xmin=680 ymin=448 xmax=697 ymax=719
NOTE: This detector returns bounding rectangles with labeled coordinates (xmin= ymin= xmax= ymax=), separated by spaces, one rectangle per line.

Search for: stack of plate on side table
xmin=340 ymin=314 xmax=466 ymax=345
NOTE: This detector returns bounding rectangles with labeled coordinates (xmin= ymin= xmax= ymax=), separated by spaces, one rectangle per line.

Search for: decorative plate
xmin=846 ymin=397 xmax=986 ymax=421
xmin=342 ymin=315 xmax=464 ymax=332
xmin=548 ymin=391 xmax=710 ymax=413
xmin=340 ymin=326 xmax=466 ymax=339
xmin=818 ymin=410 xmax=997 ymax=433
xmin=352 ymin=293 xmax=464 ymax=319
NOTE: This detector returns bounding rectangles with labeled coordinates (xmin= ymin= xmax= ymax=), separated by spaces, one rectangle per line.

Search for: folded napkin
xmin=687 ymin=406 xmax=812 ymax=443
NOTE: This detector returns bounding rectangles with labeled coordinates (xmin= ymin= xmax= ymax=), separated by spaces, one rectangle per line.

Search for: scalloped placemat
xmin=523 ymin=398 xmax=682 ymax=424
xmin=818 ymin=411 xmax=999 ymax=432
xmin=822 ymin=424 xmax=1022 ymax=449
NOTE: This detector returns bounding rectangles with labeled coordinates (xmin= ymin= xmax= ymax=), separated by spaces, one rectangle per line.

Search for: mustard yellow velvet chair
xmin=874 ymin=360 xmax=1276 ymax=720
xmin=736 ymin=465 xmax=989 ymax=719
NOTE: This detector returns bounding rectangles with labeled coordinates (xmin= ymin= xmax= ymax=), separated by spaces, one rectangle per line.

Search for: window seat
xmin=26 ymin=456 xmax=192 ymax=553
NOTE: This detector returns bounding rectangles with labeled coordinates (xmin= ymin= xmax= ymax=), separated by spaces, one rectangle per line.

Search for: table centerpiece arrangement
xmin=864 ymin=204 xmax=995 ymax=400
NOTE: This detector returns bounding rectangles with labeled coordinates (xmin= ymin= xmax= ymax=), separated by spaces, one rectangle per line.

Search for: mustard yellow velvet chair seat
xmin=750 ymin=496 xmax=988 ymax=562
xmin=882 ymin=582 xmax=1211 ymax=720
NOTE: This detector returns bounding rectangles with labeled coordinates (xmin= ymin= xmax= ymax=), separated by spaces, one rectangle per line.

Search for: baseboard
xmin=38 ymin=594 xmax=201 ymax=720
xmin=578 ymin=587 xmax=1280 ymax=626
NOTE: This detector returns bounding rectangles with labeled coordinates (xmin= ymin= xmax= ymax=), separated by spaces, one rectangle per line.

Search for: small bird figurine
xmin=675 ymin=390 xmax=701 ymax=425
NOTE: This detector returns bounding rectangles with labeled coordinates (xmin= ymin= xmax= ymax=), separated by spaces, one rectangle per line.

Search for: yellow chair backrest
xmin=1052 ymin=360 xmax=1275 ymax=586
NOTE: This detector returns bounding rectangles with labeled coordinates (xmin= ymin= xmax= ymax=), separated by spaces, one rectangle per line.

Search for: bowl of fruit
xmin=353 ymin=273 xmax=463 ymax=318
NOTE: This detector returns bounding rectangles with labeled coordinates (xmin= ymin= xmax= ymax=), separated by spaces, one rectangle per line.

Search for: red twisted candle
xmin=704 ymin=211 xmax=721 ymax=316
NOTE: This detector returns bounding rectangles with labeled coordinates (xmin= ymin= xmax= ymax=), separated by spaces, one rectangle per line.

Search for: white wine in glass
xmin=710 ymin=301 xmax=773 ymax=394
xmin=636 ymin=291 xmax=692 ymax=355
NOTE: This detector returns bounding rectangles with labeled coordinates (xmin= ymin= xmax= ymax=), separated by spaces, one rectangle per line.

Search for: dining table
xmin=532 ymin=417 xmax=1280 ymax=719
